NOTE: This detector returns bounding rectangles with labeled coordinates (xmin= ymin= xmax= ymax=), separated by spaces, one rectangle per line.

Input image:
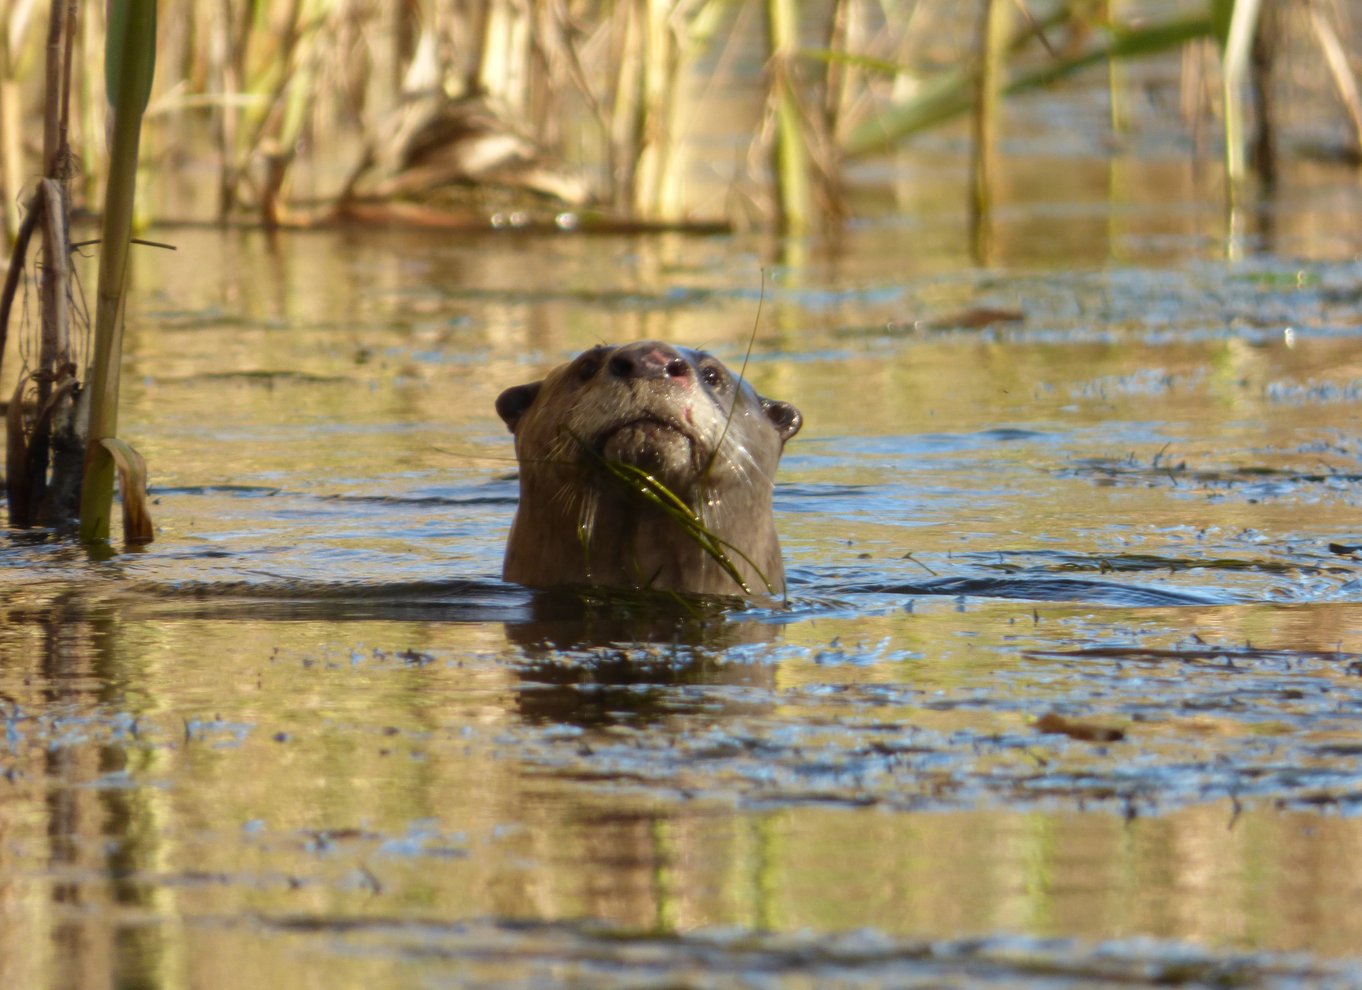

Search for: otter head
xmin=496 ymin=341 xmax=802 ymax=597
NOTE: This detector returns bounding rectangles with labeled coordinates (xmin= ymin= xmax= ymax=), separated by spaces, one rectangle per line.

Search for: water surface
xmin=5 ymin=150 xmax=1362 ymax=987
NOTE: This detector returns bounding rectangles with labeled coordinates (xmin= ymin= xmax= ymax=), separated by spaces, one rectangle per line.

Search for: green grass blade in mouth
xmin=603 ymin=460 xmax=765 ymax=596
xmin=568 ymin=429 xmax=774 ymax=595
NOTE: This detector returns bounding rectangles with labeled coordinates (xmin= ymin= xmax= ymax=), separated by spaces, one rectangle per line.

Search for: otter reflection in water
xmin=495 ymin=341 xmax=802 ymax=597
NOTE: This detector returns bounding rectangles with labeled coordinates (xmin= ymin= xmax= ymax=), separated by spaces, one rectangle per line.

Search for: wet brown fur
xmin=496 ymin=341 xmax=802 ymax=597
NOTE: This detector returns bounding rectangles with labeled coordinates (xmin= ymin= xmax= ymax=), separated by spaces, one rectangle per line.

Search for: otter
xmin=495 ymin=341 xmax=802 ymax=597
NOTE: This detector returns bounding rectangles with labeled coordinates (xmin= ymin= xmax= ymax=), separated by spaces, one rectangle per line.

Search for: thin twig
xmin=703 ymin=269 xmax=765 ymax=483
xmin=69 ymin=237 xmax=178 ymax=252
xmin=0 ymin=192 xmax=44 ymax=388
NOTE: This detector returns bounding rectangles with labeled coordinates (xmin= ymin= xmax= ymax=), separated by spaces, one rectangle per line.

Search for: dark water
xmin=6 ymin=149 xmax=1362 ymax=985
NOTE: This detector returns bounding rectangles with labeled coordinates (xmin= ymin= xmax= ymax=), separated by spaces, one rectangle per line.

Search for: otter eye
xmin=576 ymin=357 xmax=601 ymax=381
xmin=700 ymin=364 xmax=725 ymax=389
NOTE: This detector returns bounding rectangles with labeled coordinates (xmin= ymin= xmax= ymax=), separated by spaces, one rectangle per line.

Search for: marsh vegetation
xmin=3 ymin=2 xmax=1362 ymax=988
xmin=1 ymin=0 xmax=1359 ymax=236
xmin=5 ymin=0 xmax=1358 ymax=545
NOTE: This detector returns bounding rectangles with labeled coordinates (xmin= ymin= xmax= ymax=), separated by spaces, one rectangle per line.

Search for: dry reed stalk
xmin=969 ymin=0 xmax=1010 ymax=262
xmin=541 ymin=0 xmax=612 ymax=181
xmin=477 ymin=0 xmax=532 ymax=113
xmin=1105 ymin=0 xmax=1127 ymax=132
xmin=29 ymin=176 xmax=81 ymax=523
xmin=1249 ymin=0 xmax=1278 ymax=186
xmin=606 ymin=2 xmax=644 ymax=210
xmin=1220 ymin=0 xmax=1264 ymax=199
xmin=257 ymin=0 xmax=331 ymax=227
xmin=2 ymin=195 xmax=39 ymax=523
xmin=209 ymin=2 xmax=239 ymax=219
xmin=39 ymin=0 xmax=59 ymax=169
xmin=0 ymin=0 xmax=43 ymax=241
xmin=74 ymin=0 xmax=102 ymax=209
xmin=633 ymin=0 xmax=683 ymax=221
xmin=3 ymin=0 xmax=80 ymax=527
xmin=821 ymin=0 xmax=850 ymax=143
xmin=1310 ymin=4 xmax=1362 ymax=157
xmin=14 ymin=0 xmax=1335 ymax=237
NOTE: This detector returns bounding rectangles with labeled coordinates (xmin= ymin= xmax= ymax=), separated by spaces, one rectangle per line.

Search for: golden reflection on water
xmin=4 ymin=151 xmax=1362 ymax=984
xmin=3 ymin=587 xmax=1362 ymax=986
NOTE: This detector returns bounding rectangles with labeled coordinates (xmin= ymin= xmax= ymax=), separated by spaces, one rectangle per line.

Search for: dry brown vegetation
xmin=0 ymin=1 xmax=1355 ymax=240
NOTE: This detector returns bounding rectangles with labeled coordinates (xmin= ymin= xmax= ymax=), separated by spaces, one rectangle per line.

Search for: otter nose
xmin=607 ymin=342 xmax=691 ymax=381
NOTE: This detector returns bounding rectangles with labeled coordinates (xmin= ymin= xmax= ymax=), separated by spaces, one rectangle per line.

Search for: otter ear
xmin=761 ymin=398 xmax=802 ymax=442
xmin=496 ymin=382 xmax=542 ymax=433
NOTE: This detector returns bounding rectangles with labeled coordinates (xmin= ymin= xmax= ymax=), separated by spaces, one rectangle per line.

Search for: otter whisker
xmin=701 ymin=274 xmax=765 ymax=484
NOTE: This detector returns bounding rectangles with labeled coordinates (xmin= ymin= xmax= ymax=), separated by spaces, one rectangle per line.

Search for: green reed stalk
xmin=78 ymin=0 xmax=155 ymax=544
xmin=766 ymin=0 xmax=812 ymax=235
xmin=840 ymin=10 xmax=1213 ymax=159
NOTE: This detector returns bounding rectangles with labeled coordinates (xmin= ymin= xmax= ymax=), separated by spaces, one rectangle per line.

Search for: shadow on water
xmin=245 ymin=917 xmax=1362 ymax=989
xmin=836 ymin=575 xmax=1228 ymax=607
xmin=7 ymin=552 xmax=1239 ymax=624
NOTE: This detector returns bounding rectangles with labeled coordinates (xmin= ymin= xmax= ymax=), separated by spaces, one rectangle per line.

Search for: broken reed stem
xmin=36 ymin=1 xmax=74 ymax=475
xmin=2 ymin=0 xmax=75 ymax=526
xmin=39 ymin=180 xmax=71 ymax=374
xmin=26 ymin=177 xmax=74 ymax=522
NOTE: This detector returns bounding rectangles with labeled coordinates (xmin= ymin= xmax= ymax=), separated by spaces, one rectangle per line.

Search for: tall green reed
xmin=78 ymin=0 xmax=156 ymax=544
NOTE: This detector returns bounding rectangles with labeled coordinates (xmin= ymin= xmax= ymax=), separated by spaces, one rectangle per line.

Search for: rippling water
xmin=4 ymin=147 xmax=1362 ymax=986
